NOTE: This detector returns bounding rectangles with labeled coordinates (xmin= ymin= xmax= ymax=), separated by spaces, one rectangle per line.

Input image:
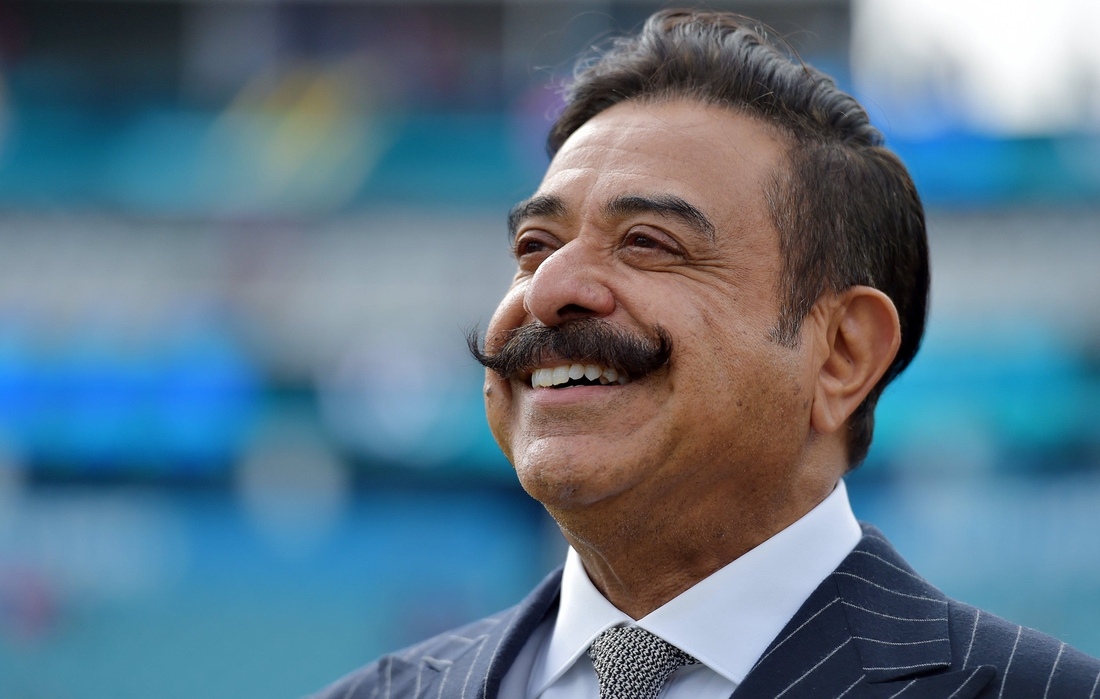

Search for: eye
xmin=518 ymin=239 xmax=548 ymax=256
xmin=622 ymin=226 xmax=681 ymax=255
xmin=513 ymin=231 xmax=558 ymax=270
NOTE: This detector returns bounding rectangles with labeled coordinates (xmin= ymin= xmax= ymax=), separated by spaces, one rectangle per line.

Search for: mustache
xmin=466 ymin=319 xmax=673 ymax=380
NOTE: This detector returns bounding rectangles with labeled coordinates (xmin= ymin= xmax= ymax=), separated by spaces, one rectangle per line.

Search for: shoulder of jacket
xmin=405 ymin=608 xmax=518 ymax=657
xmin=303 ymin=606 xmax=520 ymax=699
xmin=303 ymin=659 xmax=383 ymax=699
xmin=946 ymin=599 xmax=1100 ymax=695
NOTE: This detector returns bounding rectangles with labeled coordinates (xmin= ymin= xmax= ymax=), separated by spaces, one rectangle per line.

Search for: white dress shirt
xmin=497 ymin=480 xmax=862 ymax=699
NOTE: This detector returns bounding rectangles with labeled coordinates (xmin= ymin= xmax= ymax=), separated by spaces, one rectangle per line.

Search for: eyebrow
xmin=508 ymin=195 xmax=568 ymax=241
xmin=603 ymin=194 xmax=715 ymax=241
xmin=506 ymin=192 xmax=716 ymax=242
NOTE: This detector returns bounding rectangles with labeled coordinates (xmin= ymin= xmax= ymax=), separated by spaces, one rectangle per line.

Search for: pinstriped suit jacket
xmin=310 ymin=525 xmax=1100 ymax=699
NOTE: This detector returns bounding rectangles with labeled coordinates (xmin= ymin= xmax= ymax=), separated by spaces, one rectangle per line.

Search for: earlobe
xmin=810 ymin=287 xmax=901 ymax=436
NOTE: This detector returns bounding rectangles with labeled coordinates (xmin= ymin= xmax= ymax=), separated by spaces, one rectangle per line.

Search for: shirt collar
xmin=529 ymin=479 xmax=862 ymax=694
xmin=528 ymin=545 xmax=632 ymax=696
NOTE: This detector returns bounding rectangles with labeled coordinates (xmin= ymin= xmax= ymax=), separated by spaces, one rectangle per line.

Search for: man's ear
xmin=810 ymin=286 xmax=901 ymax=436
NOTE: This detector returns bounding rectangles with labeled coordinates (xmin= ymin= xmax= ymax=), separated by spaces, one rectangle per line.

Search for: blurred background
xmin=0 ymin=0 xmax=1097 ymax=696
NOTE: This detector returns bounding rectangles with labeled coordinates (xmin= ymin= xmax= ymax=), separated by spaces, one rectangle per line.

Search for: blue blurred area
xmin=870 ymin=319 xmax=1100 ymax=474
xmin=890 ymin=133 xmax=1100 ymax=207
xmin=2 ymin=102 xmax=1100 ymax=211
xmin=0 ymin=486 xmax=555 ymax=699
xmin=0 ymin=318 xmax=259 ymax=472
xmin=0 ymin=1 xmax=1097 ymax=697
xmin=0 ymin=106 xmax=547 ymax=213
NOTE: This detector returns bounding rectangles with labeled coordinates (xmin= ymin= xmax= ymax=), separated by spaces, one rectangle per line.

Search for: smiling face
xmin=484 ymin=99 xmax=822 ymax=517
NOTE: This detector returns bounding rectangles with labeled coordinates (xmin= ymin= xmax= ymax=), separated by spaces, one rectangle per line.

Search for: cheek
xmin=732 ymin=347 xmax=815 ymax=463
xmin=483 ymin=372 xmax=515 ymax=462
xmin=683 ymin=298 xmax=769 ymax=380
xmin=675 ymin=304 xmax=809 ymax=455
xmin=485 ymin=283 xmax=528 ymax=346
xmin=482 ymin=285 xmax=527 ymax=462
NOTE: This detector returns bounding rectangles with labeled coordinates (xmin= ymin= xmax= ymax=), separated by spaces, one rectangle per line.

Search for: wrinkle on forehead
xmin=538 ymin=99 xmax=788 ymax=243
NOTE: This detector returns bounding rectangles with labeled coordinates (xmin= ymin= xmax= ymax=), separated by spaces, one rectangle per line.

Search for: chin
xmin=511 ymin=440 xmax=648 ymax=511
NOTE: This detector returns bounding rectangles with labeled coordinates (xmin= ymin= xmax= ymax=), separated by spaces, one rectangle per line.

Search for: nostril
xmin=558 ymin=303 xmax=598 ymax=319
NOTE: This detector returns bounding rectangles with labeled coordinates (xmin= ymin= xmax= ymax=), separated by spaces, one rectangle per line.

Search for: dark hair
xmin=547 ymin=9 xmax=929 ymax=468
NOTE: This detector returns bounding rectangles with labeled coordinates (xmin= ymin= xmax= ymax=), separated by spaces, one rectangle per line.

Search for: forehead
xmin=537 ymin=99 xmax=788 ymax=230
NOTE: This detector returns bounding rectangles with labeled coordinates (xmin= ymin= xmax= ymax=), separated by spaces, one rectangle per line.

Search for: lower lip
xmin=521 ymin=383 xmax=627 ymax=405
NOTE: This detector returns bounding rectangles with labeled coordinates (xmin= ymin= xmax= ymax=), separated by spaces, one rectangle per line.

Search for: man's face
xmin=483 ymin=99 xmax=817 ymax=513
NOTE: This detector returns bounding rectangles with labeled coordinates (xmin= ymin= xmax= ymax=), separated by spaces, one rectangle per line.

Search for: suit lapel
xmin=837 ymin=529 xmax=952 ymax=683
xmin=733 ymin=525 xmax=995 ymax=699
xmin=385 ymin=638 xmax=479 ymax=699
xmin=732 ymin=575 xmax=866 ymax=699
xmin=419 ymin=527 xmax=997 ymax=699
xmin=409 ymin=567 xmax=561 ymax=699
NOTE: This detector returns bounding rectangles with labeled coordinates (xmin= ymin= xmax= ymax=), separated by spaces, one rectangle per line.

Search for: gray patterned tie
xmin=587 ymin=626 xmax=700 ymax=699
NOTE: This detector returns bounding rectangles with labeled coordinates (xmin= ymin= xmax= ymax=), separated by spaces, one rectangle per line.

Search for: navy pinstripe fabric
xmin=307 ymin=525 xmax=1100 ymax=699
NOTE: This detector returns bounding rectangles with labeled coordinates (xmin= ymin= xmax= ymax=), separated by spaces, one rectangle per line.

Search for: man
xmin=312 ymin=10 xmax=1099 ymax=699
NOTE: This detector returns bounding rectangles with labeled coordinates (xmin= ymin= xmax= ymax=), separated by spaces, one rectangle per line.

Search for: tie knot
xmin=587 ymin=626 xmax=699 ymax=699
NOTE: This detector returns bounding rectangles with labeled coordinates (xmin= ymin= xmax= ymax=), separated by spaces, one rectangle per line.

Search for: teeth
xmin=529 ymin=363 xmax=633 ymax=387
xmin=530 ymin=367 xmax=553 ymax=387
xmin=552 ymin=366 xmax=570 ymax=385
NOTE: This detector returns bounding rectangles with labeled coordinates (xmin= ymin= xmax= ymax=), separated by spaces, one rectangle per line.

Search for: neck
xmin=547 ymin=467 xmax=839 ymax=619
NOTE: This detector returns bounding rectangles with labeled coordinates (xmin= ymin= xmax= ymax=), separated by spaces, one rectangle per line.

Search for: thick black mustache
xmin=467 ymin=319 xmax=673 ymax=380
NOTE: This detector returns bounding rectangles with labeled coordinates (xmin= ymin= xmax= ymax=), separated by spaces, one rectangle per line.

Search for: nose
xmin=523 ymin=239 xmax=616 ymax=326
